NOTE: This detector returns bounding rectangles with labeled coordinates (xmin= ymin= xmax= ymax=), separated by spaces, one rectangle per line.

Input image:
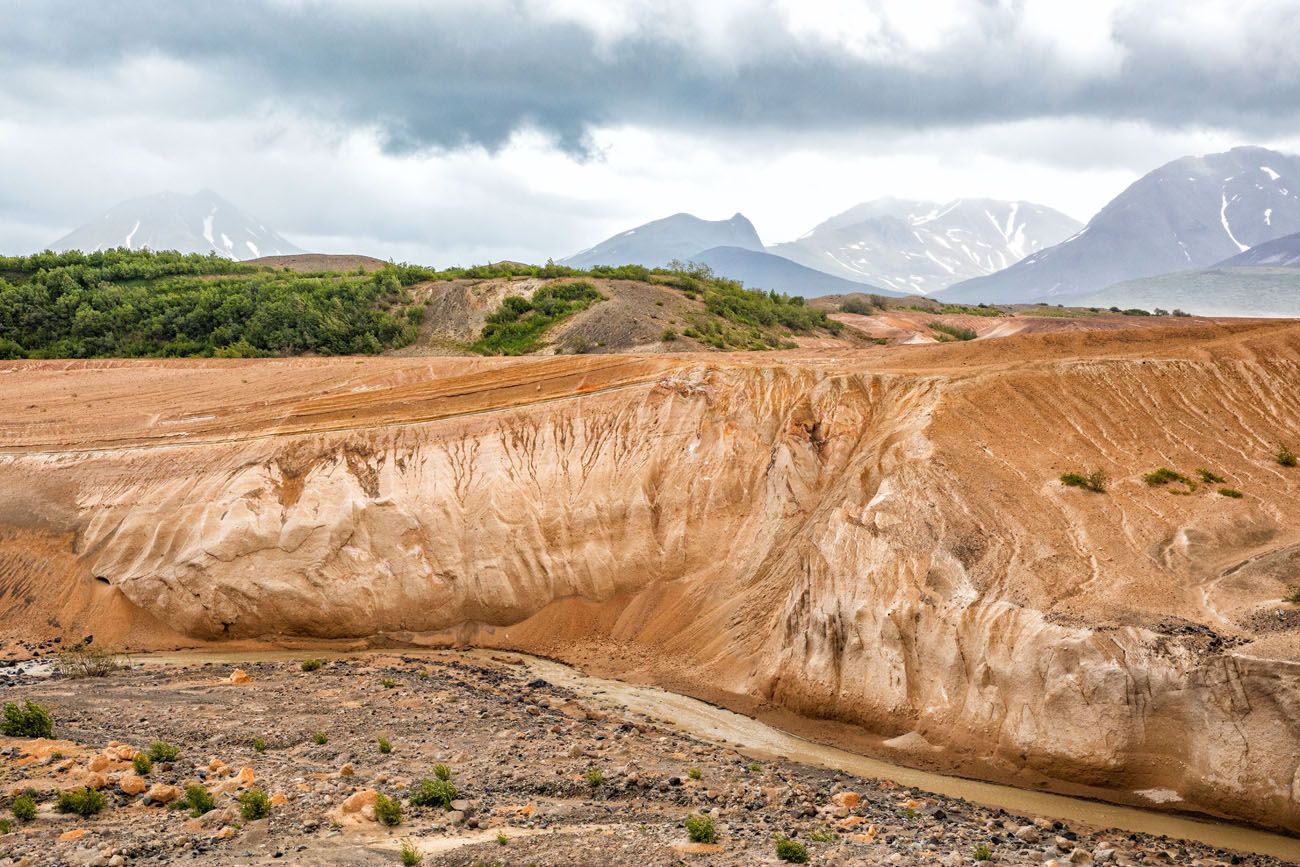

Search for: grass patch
xmin=1279 ymin=445 xmax=1298 ymax=467
xmin=496 ymin=831 xmax=509 ymax=846
xmin=312 ymin=731 xmax=328 ymax=745
xmin=300 ymin=658 xmax=322 ymax=672
xmin=56 ymin=788 xmax=105 ymax=817
xmin=381 ymin=678 xmax=397 ymax=689
xmin=685 ymin=813 xmax=717 ymax=843
xmin=1196 ymin=468 xmax=1225 ymax=483
xmin=687 ymin=767 xmax=702 ymax=780
xmin=2 ymin=701 xmax=53 ymax=738
xmin=775 ymin=836 xmax=809 ymax=863
xmin=939 ymin=304 xmax=1003 ymax=317
xmin=471 ymin=281 xmax=603 ymax=355
xmin=1060 ymin=470 xmax=1107 ymax=493
xmin=409 ymin=777 xmax=457 ymax=809
xmin=974 ymin=843 xmax=994 ymax=861
xmin=400 ymin=839 xmax=423 ymax=866
xmin=238 ymin=788 xmax=271 ymax=821
xmin=929 ymin=321 xmax=977 ymax=341
xmin=147 ymin=740 xmax=180 ymax=762
xmin=1284 ymin=587 xmax=1300 ymax=604
xmin=1218 ymin=487 xmax=1243 ymax=498
xmin=1144 ymin=467 xmax=1194 ymax=489
xmin=808 ymin=827 xmax=836 ymax=842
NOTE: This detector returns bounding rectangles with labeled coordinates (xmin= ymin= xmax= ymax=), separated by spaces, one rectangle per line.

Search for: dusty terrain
xmin=0 ymin=653 xmax=1294 ymax=866
xmin=1 ymin=318 xmax=1299 ymax=837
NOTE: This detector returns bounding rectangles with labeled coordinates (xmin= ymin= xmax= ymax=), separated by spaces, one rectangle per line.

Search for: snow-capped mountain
xmin=942 ymin=146 xmax=1300 ymax=303
xmin=50 ymin=190 xmax=302 ymax=260
xmin=768 ymin=198 xmax=1081 ymax=295
xmin=561 ymin=212 xmax=764 ymax=269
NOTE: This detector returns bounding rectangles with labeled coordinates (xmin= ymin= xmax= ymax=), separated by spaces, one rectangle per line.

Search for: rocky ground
xmin=0 ymin=652 xmax=1291 ymax=866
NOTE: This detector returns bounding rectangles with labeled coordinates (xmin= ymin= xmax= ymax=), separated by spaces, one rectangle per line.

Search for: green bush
xmin=496 ymin=830 xmax=508 ymax=846
xmin=929 ymin=321 xmax=977 ymax=341
xmin=687 ymin=767 xmax=702 ymax=780
xmin=1144 ymin=467 xmax=1193 ymax=488
xmin=377 ymin=737 xmax=392 ymax=754
xmin=312 ymin=731 xmax=328 ymax=745
xmin=381 ymin=678 xmax=396 ymax=689
xmin=839 ymin=297 xmax=876 ymax=315
xmin=132 ymin=753 xmax=151 ymax=776
xmin=434 ymin=763 xmax=452 ymax=782
xmin=252 ymin=737 xmax=267 ymax=753
xmin=409 ymin=777 xmax=457 ymax=809
xmin=1218 ymin=488 xmax=1243 ymax=499
xmin=238 ymin=788 xmax=271 ymax=820
xmin=661 ymin=328 xmax=678 ymax=341
xmin=586 ymin=767 xmax=605 ymax=788
xmin=775 ymin=836 xmax=809 ymax=863
xmin=147 ymin=740 xmax=180 ymax=762
xmin=1279 ymin=445 xmax=1298 ymax=467
xmin=974 ymin=843 xmax=994 ymax=861
xmin=56 ymin=788 xmax=105 ymax=817
xmin=472 ymin=281 xmax=604 ymax=355
xmin=301 ymin=659 xmax=322 ymax=672
xmin=2 ymin=701 xmax=53 ymax=738
xmin=1197 ymin=468 xmax=1225 ymax=483
xmin=685 ymin=813 xmax=717 ymax=843
xmin=374 ymin=792 xmax=403 ymax=826
xmin=1060 ymin=470 xmax=1106 ymax=493
xmin=183 ymin=784 xmax=215 ymax=818
xmin=0 ymin=818 xmax=11 ymax=834
xmin=11 ymin=793 xmax=36 ymax=821
xmin=399 ymin=839 xmax=423 ymax=866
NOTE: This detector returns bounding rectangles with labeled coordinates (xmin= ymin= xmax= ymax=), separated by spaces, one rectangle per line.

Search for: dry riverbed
xmin=0 ymin=652 xmax=1293 ymax=866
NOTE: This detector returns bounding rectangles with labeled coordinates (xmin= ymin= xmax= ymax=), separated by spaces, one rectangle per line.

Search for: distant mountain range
xmin=50 ymin=190 xmax=301 ymax=260
xmin=687 ymin=246 xmax=902 ymax=297
xmin=941 ymin=146 xmax=1300 ymax=303
xmin=561 ymin=213 xmax=764 ymax=270
xmin=1217 ymin=229 xmax=1300 ymax=268
xmin=770 ymin=198 xmax=1081 ymax=295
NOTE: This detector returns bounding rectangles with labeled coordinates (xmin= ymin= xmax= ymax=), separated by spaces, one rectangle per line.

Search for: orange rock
xmin=145 ymin=782 xmax=182 ymax=804
xmin=88 ymin=755 xmax=111 ymax=772
xmin=111 ymin=745 xmax=137 ymax=761
xmin=207 ymin=758 xmax=228 ymax=774
xmin=118 ymin=773 xmax=147 ymax=795
xmin=847 ymin=825 xmax=878 ymax=843
xmin=837 ymin=815 xmax=865 ymax=828
xmin=227 ymin=668 xmax=252 ymax=684
xmin=215 ymin=826 xmax=236 ymax=839
xmin=340 ymin=789 xmax=378 ymax=813
xmin=58 ymin=829 xmax=88 ymax=841
xmin=269 ymin=792 xmax=288 ymax=806
xmin=77 ymin=771 xmax=108 ymax=790
xmin=831 ymin=791 xmax=861 ymax=809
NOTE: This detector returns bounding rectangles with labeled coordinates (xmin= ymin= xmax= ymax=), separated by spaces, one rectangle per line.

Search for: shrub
xmin=586 ymin=767 xmax=605 ymax=788
xmin=399 ymin=839 xmax=423 ymax=866
xmin=381 ymin=678 xmax=397 ymax=689
xmin=685 ymin=813 xmax=716 ymax=843
xmin=409 ymin=778 xmax=457 ymax=809
xmin=147 ymin=740 xmax=180 ymax=762
xmin=1218 ymin=488 xmax=1244 ymax=499
xmin=11 ymin=793 xmax=36 ymax=821
xmin=378 ymin=737 xmax=392 ymax=754
xmin=496 ymin=831 xmax=509 ymax=845
xmin=312 ymin=731 xmax=328 ymax=745
xmin=1060 ymin=470 xmax=1106 ymax=493
xmin=56 ymin=641 xmax=128 ymax=678
xmin=0 ymin=819 xmax=10 ymax=834
xmin=687 ymin=767 xmax=702 ymax=781
xmin=974 ymin=843 xmax=994 ymax=861
xmin=374 ymin=792 xmax=403 ymax=827
xmin=301 ymin=658 xmax=322 ymax=672
xmin=472 ymin=281 xmax=604 ymax=355
xmin=238 ymin=788 xmax=271 ymax=820
xmin=929 ymin=321 xmax=977 ymax=341
xmin=2 ymin=701 xmax=53 ymax=738
xmin=808 ymin=827 xmax=836 ymax=842
xmin=1197 ymin=468 xmax=1225 ymax=483
xmin=1284 ymin=587 xmax=1300 ymax=604
xmin=775 ymin=836 xmax=809 ymax=863
xmin=1144 ymin=467 xmax=1193 ymax=488
xmin=747 ymin=761 xmax=762 ymax=773
xmin=661 ymin=328 xmax=678 ymax=341
xmin=252 ymin=737 xmax=267 ymax=753
xmin=56 ymin=787 xmax=105 ymax=817
xmin=183 ymin=784 xmax=215 ymax=818
xmin=132 ymin=753 xmax=152 ymax=776
xmin=839 ymin=297 xmax=876 ymax=315
xmin=1279 ymin=445 xmax=1298 ymax=467
xmin=434 ymin=763 xmax=452 ymax=782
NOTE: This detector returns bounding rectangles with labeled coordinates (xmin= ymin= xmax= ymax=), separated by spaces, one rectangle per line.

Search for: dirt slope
xmin=2 ymin=322 xmax=1299 ymax=831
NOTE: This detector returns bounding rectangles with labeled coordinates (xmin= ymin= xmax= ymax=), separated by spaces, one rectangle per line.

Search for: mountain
xmin=769 ymin=198 xmax=1081 ymax=295
xmin=1072 ymin=267 xmax=1300 ymax=318
xmin=942 ymin=146 xmax=1300 ymax=303
xmin=50 ymin=190 xmax=302 ymax=260
xmin=561 ymin=212 xmax=763 ymax=269
xmin=1216 ymin=230 xmax=1300 ymax=268
xmin=687 ymin=246 xmax=899 ymax=297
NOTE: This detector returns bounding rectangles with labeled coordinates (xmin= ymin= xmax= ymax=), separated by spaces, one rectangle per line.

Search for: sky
xmin=3 ymin=0 xmax=1300 ymax=265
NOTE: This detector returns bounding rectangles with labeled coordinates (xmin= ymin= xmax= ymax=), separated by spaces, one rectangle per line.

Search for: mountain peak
xmin=561 ymin=211 xmax=763 ymax=269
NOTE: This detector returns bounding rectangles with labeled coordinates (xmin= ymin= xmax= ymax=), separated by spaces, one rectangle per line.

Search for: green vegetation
xmin=1219 ymin=487 xmax=1244 ymax=499
xmin=409 ymin=777 xmax=457 ymax=809
xmin=434 ymin=763 xmax=452 ymax=782
xmin=56 ymin=640 xmax=128 ymax=678
xmin=381 ymin=678 xmax=397 ymax=689
xmin=660 ymin=328 xmax=677 ymax=341
xmin=687 ymin=767 xmax=702 ymax=781
xmin=586 ymin=767 xmax=606 ymax=788
xmin=974 ymin=843 xmax=994 ymax=861
xmin=808 ymin=827 xmax=836 ymax=842
xmin=183 ymin=784 xmax=216 ymax=818
xmin=10 ymin=794 xmax=36 ymax=822
xmin=1060 ymin=470 xmax=1107 ymax=493
xmin=0 ymin=249 xmax=423 ymax=358
xmin=300 ymin=658 xmax=322 ymax=672
xmin=312 ymin=731 xmax=329 ymax=745
xmin=132 ymin=753 xmax=152 ymax=776
xmin=685 ymin=813 xmax=717 ymax=843
xmin=839 ymin=297 xmax=877 ymax=315
xmin=1197 ymin=468 xmax=1225 ymax=483
xmin=471 ymin=281 xmax=603 ymax=355
xmin=56 ymin=788 xmax=105 ymax=817
xmin=1144 ymin=467 xmax=1194 ymax=488
xmin=1284 ymin=586 xmax=1300 ymax=604
xmin=252 ymin=737 xmax=267 ymax=753
xmin=1278 ymin=445 xmax=1298 ymax=468
xmin=400 ymin=839 xmax=424 ymax=866
xmin=929 ymin=321 xmax=977 ymax=341
xmin=0 ymin=819 xmax=11 ymax=834
xmin=238 ymin=788 xmax=271 ymax=820
xmin=496 ymin=831 xmax=509 ymax=846
xmin=2 ymin=701 xmax=53 ymax=738
xmin=939 ymin=303 xmax=1003 ymax=317
xmin=747 ymin=761 xmax=762 ymax=773
xmin=775 ymin=836 xmax=809 ymax=863
xmin=147 ymin=740 xmax=180 ymax=762
xmin=374 ymin=792 xmax=403 ymax=826
xmin=377 ymin=736 xmax=393 ymax=754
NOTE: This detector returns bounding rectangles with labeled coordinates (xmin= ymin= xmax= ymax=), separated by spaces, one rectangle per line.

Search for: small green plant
xmin=147 ymin=740 xmax=180 ymax=762
xmin=1218 ymin=487 xmax=1243 ymax=498
xmin=238 ymin=787 xmax=271 ymax=820
xmin=685 ymin=813 xmax=717 ymax=843
xmin=496 ymin=831 xmax=509 ymax=846
xmin=377 ymin=737 xmax=392 ymax=754
xmin=1284 ymin=586 xmax=1300 ymax=604
xmin=313 ymin=731 xmax=328 ymax=745
xmin=183 ymin=784 xmax=216 ymax=818
xmin=929 ymin=321 xmax=977 ymax=341
xmin=1197 ymin=468 xmax=1225 ymax=483
xmin=381 ymin=678 xmax=397 ymax=689
xmin=132 ymin=753 xmax=152 ymax=776
xmin=808 ymin=827 xmax=836 ymax=843
xmin=399 ymin=839 xmax=423 ymax=866
xmin=50 ymin=750 xmax=63 ymax=760
xmin=56 ymin=787 xmax=105 ymax=817
xmin=1060 ymin=470 xmax=1106 ymax=493
xmin=11 ymin=793 xmax=36 ymax=821
xmin=747 ymin=761 xmax=762 ymax=773
xmin=775 ymin=836 xmax=809 ymax=863
xmin=661 ymin=328 xmax=678 ymax=341
xmin=2 ymin=701 xmax=53 ymax=738
xmin=973 ymin=843 xmax=994 ymax=861
xmin=586 ymin=767 xmax=605 ymax=788
xmin=687 ymin=767 xmax=702 ymax=781
xmin=301 ymin=658 xmax=322 ymax=672
xmin=374 ymin=792 xmax=403 ymax=827
xmin=409 ymin=777 xmax=457 ymax=809
xmin=55 ymin=641 xmax=129 ymax=678
xmin=252 ymin=737 xmax=267 ymax=753
xmin=1279 ymin=445 xmax=1298 ymax=467
xmin=434 ymin=763 xmax=452 ymax=781
xmin=1144 ymin=467 xmax=1193 ymax=488
xmin=0 ymin=818 xmax=11 ymax=834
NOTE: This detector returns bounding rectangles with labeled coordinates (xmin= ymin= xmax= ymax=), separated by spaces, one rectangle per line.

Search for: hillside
xmin=1217 ymin=230 xmax=1300 ymax=268
xmin=686 ymin=245 xmax=897 ymax=297
xmin=771 ymin=198 xmax=1081 ymax=295
xmin=1072 ymin=267 xmax=1300 ymax=318
xmin=943 ymin=146 xmax=1300 ymax=303
xmin=2 ymin=320 xmax=1300 ymax=834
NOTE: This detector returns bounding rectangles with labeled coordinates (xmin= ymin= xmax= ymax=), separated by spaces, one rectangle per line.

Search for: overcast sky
xmin=3 ymin=0 xmax=1300 ymax=265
